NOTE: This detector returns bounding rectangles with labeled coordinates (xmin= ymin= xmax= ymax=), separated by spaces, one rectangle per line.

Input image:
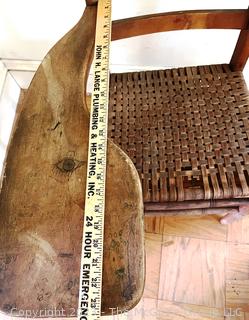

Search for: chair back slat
xmin=112 ymin=10 xmax=249 ymax=41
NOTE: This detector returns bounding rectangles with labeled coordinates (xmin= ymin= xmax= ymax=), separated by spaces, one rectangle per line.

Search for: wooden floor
xmin=107 ymin=214 xmax=249 ymax=319
xmin=2 ymin=213 xmax=249 ymax=320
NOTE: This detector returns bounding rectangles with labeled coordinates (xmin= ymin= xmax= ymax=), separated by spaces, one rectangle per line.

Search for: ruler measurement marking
xmin=78 ymin=1 xmax=112 ymax=319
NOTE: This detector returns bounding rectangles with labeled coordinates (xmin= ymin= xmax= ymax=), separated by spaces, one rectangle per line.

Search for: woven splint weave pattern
xmin=108 ymin=64 xmax=249 ymax=202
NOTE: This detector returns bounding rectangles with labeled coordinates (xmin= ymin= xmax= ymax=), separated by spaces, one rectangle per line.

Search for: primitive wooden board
xmin=0 ymin=6 xmax=144 ymax=317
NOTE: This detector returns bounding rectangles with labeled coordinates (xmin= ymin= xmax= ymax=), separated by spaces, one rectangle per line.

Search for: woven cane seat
xmin=108 ymin=64 xmax=249 ymax=203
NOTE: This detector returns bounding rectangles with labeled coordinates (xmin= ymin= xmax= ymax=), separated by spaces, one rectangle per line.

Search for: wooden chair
xmin=0 ymin=1 xmax=249 ymax=318
xmin=107 ymin=6 xmax=249 ymax=225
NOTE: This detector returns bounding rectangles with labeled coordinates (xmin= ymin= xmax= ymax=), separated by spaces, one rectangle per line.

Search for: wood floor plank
xmin=120 ymin=298 xmax=158 ymax=320
xmin=227 ymin=215 xmax=249 ymax=244
xmin=143 ymin=233 xmax=162 ymax=299
xmin=136 ymin=298 xmax=158 ymax=320
xmin=157 ymin=300 xmax=224 ymax=320
xmin=162 ymin=215 xmax=227 ymax=241
xmin=226 ymin=280 xmax=249 ymax=312
xmin=224 ymin=309 xmax=246 ymax=319
xmin=144 ymin=217 xmax=164 ymax=234
xmin=226 ymin=243 xmax=249 ymax=280
xmin=224 ymin=310 xmax=244 ymax=320
xmin=158 ymin=235 xmax=226 ymax=308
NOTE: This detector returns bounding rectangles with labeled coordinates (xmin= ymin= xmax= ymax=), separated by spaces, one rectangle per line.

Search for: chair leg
xmin=220 ymin=206 xmax=248 ymax=224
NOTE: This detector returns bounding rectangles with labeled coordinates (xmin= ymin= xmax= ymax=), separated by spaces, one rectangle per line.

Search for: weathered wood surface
xmin=112 ymin=9 xmax=249 ymax=41
xmin=0 ymin=6 xmax=144 ymax=316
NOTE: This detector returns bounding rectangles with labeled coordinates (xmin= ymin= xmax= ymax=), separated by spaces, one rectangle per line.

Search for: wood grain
xmin=225 ymin=311 xmax=246 ymax=319
xmin=163 ymin=215 xmax=227 ymax=241
xmin=130 ymin=298 xmax=158 ymax=320
xmin=103 ymin=298 xmax=157 ymax=319
xmin=230 ymin=29 xmax=249 ymax=71
xmin=230 ymin=8 xmax=249 ymax=71
xmin=0 ymin=6 xmax=144 ymax=316
xmin=226 ymin=243 xmax=249 ymax=314
xmin=226 ymin=243 xmax=249 ymax=280
xmin=144 ymin=216 xmax=164 ymax=234
xmin=146 ymin=214 xmax=248 ymax=318
xmin=109 ymin=212 xmax=249 ymax=318
xmin=158 ymin=236 xmax=226 ymax=308
xmin=158 ymin=300 xmax=224 ymax=320
xmin=143 ymin=233 xmax=162 ymax=299
xmin=227 ymin=215 xmax=249 ymax=243
xmin=112 ymin=10 xmax=248 ymax=41
xmin=226 ymin=280 xmax=249 ymax=312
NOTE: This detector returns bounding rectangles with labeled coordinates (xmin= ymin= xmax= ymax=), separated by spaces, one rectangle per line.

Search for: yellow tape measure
xmin=78 ymin=0 xmax=112 ymax=319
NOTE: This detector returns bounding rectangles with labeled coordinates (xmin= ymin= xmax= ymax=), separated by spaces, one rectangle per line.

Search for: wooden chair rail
xmin=111 ymin=9 xmax=248 ymax=41
xmin=85 ymin=6 xmax=249 ymax=70
xmin=144 ymin=199 xmax=249 ymax=213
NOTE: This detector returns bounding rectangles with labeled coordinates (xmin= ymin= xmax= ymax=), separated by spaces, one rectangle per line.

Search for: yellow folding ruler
xmin=78 ymin=0 xmax=112 ymax=319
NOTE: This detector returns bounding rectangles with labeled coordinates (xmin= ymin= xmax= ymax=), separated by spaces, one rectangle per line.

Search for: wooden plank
xmin=158 ymin=300 xmax=224 ymax=320
xmin=158 ymin=235 xmax=226 ymax=308
xmin=225 ymin=311 xmax=246 ymax=319
xmin=226 ymin=243 xmax=249 ymax=314
xmin=103 ymin=298 xmax=157 ymax=319
xmin=227 ymin=215 xmax=249 ymax=244
xmin=112 ymin=10 xmax=248 ymax=41
xmin=163 ymin=215 xmax=227 ymax=241
xmin=226 ymin=243 xmax=249 ymax=280
xmin=129 ymin=298 xmax=157 ymax=319
xmin=230 ymin=8 xmax=249 ymax=71
xmin=230 ymin=29 xmax=249 ymax=71
xmin=144 ymin=216 xmax=164 ymax=234
xmin=144 ymin=199 xmax=249 ymax=212
xmin=143 ymin=233 xmax=162 ymax=299
xmin=226 ymin=280 xmax=249 ymax=312
xmin=0 ymin=5 xmax=144 ymax=316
